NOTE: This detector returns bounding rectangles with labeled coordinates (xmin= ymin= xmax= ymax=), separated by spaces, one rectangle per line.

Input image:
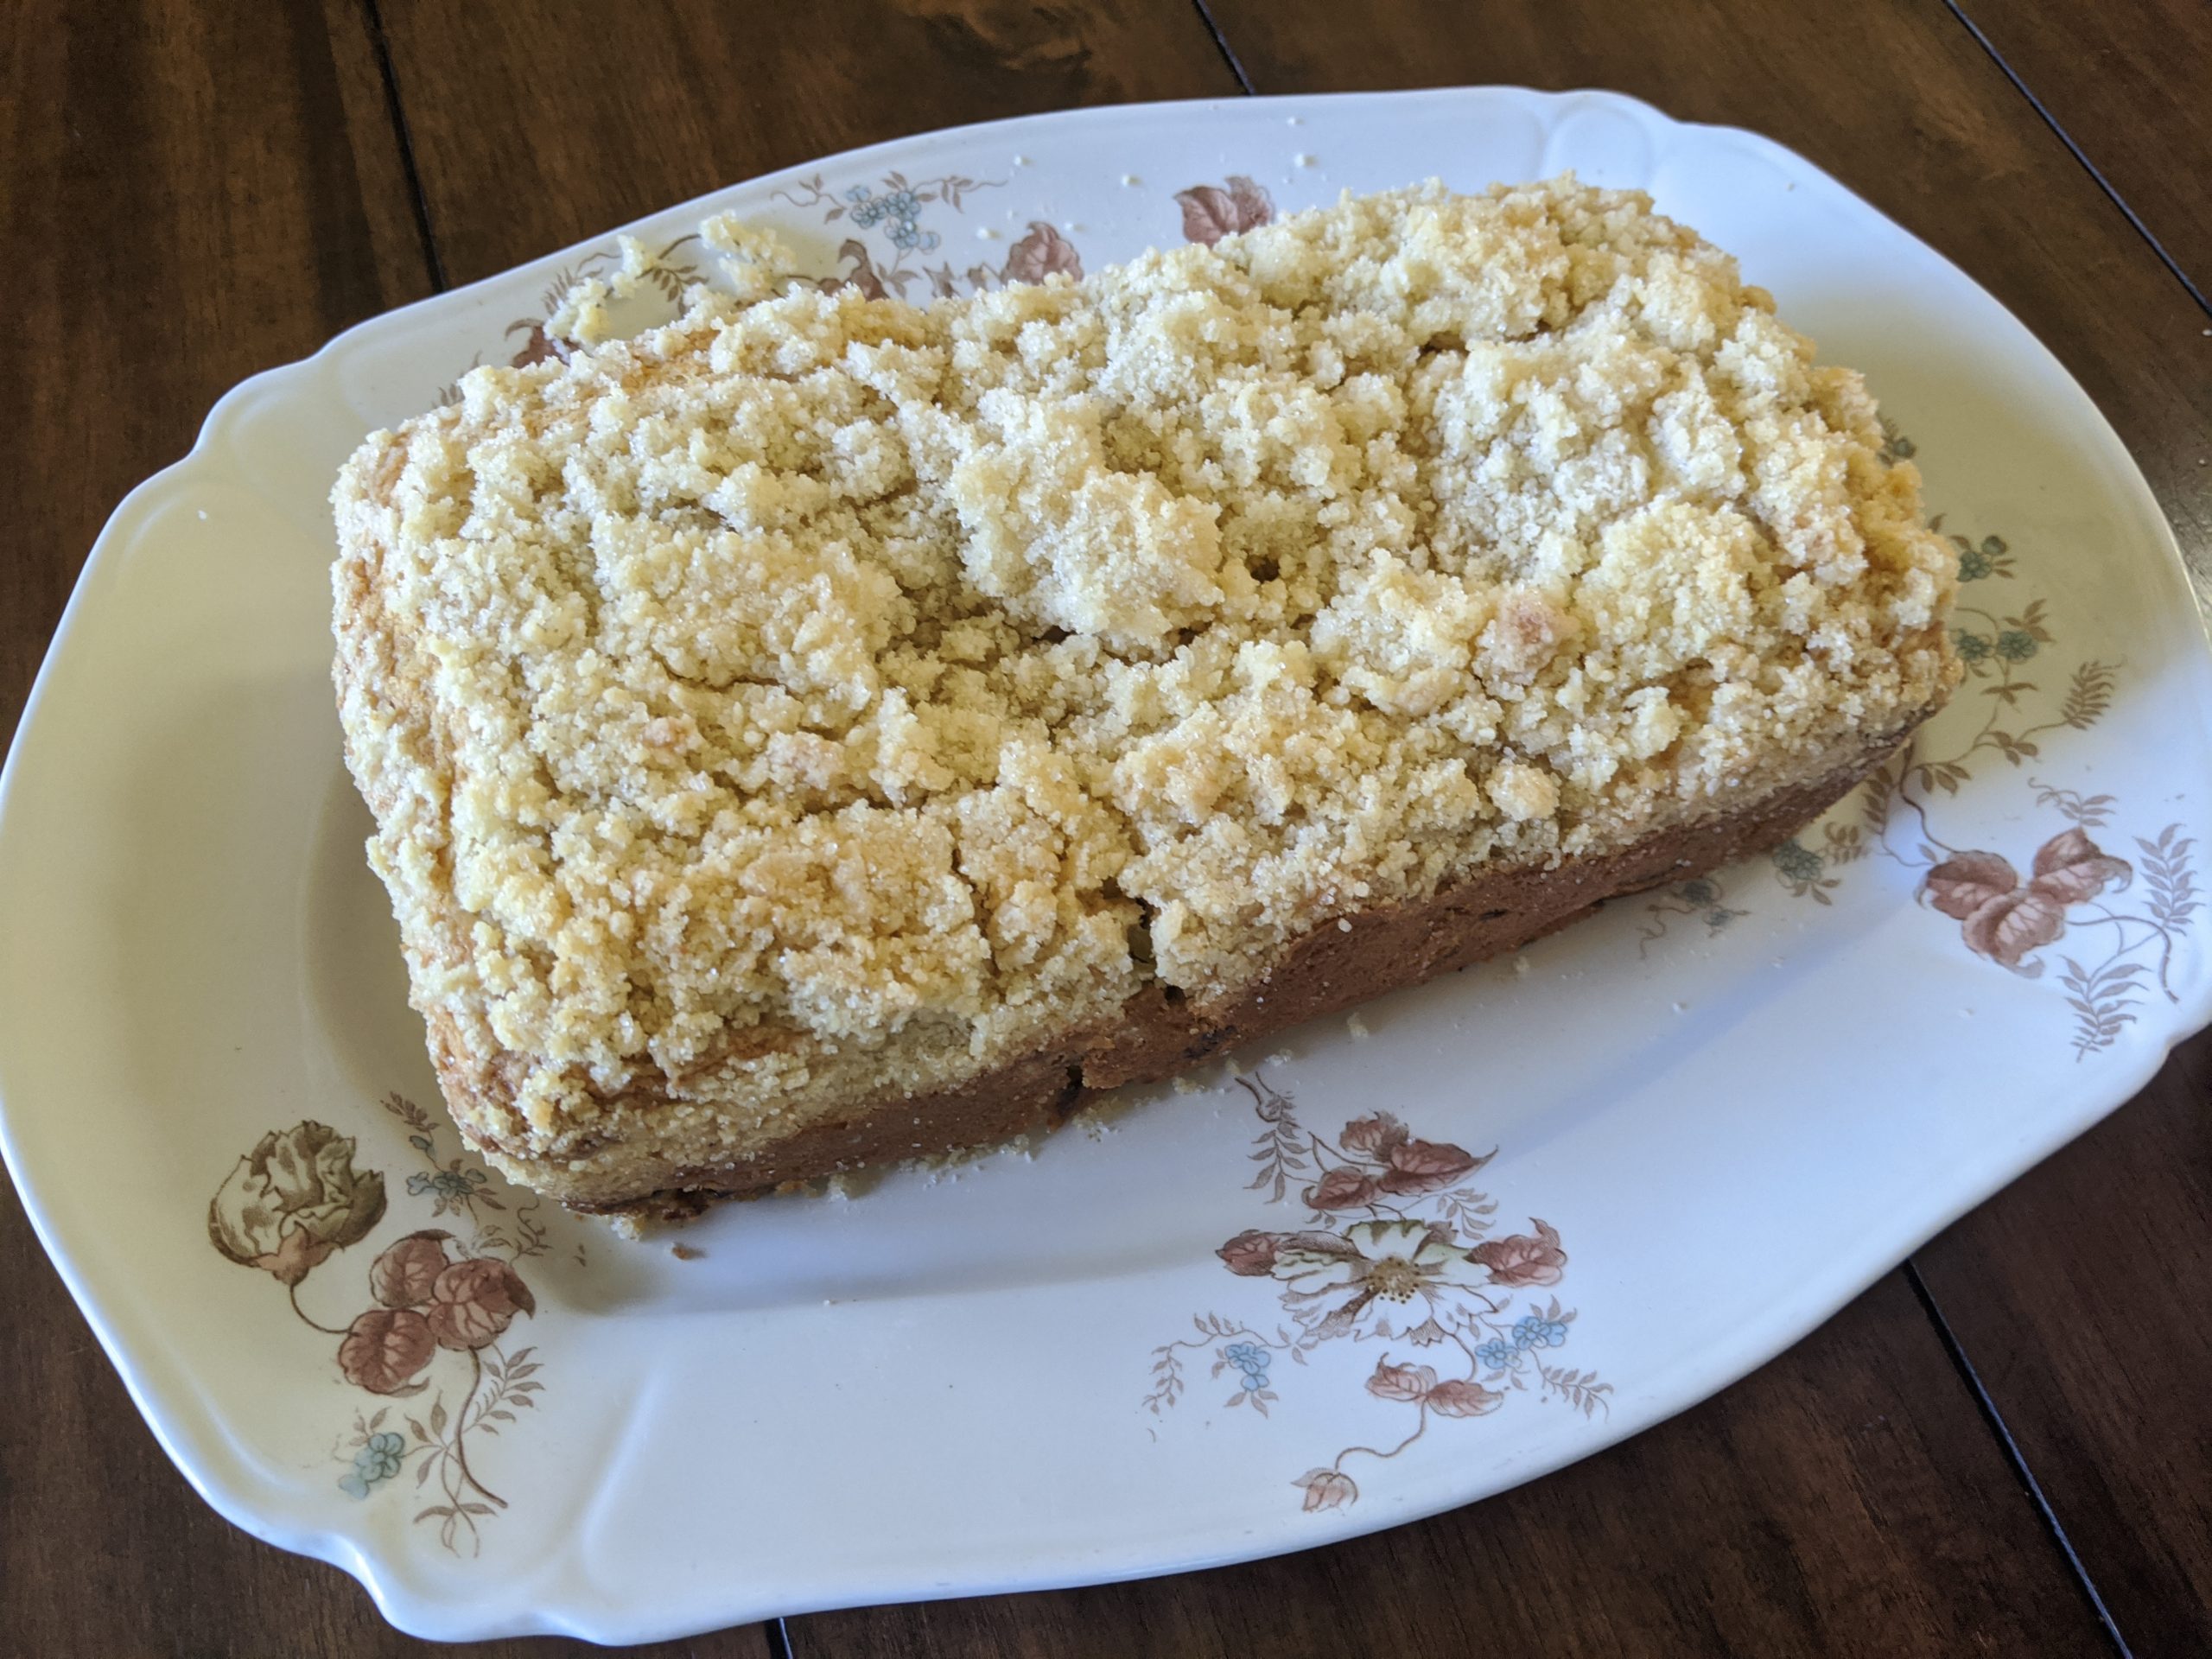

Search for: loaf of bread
xmin=332 ymin=178 xmax=1959 ymax=1220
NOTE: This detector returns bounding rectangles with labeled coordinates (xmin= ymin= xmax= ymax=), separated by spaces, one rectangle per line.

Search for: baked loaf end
xmin=333 ymin=177 xmax=1960 ymax=1217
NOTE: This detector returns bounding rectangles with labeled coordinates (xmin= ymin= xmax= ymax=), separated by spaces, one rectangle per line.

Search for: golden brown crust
xmin=564 ymin=728 xmax=1911 ymax=1222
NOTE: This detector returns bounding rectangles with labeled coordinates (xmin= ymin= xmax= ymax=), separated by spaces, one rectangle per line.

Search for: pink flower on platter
xmin=369 ymin=1230 xmax=453 ymax=1309
xmin=1001 ymin=221 xmax=1082 ymax=284
xmin=1924 ymin=827 xmax=2133 ymax=972
xmin=1175 ymin=175 xmax=1275 ymax=246
xmin=1304 ymin=1166 xmax=1382 ymax=1210
xmin=1294 ymin=1468 xmax=1357 ymax=1512
xmin=1427 ymin=1378 xmax=1505 ymax=1418
xmin=1365 ymin=1356 xmax=1437 ymax=1402
xmin=425 ymin=1258 xmax=537 ymax=1352
xmin=338 ymin=1307 xmax=436 ymax=1396
xmin=1469 ymin=1219 xmax=1567 ymax=1288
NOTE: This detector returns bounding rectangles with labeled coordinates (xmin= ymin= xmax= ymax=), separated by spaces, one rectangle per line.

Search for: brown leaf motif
xmin=1364 ymin=1356 xmax=1436 ymax=1402
xmin=1338 ymin=1113 xmax=1408 ymax=1156
xmin=1001 ymin=221 xmax=1082 ymax=285
xmin=1426 ymin=1378 xmax=1505 ymax=1418
xmin=1175 ymin=175 xmax=1275 ymax=246
xmin=1304 ymin=1166 xmax=1380 ymax=1211
xmin=504 ymin=319 xmax=568 ymax=369
xmin=339 ymin=1308 xmax=436 ymax=1396
xmin=816 ymin=238 xmax=888 ymax=301
xmin=1923 ymin=829 xmax=2132 ymax=969
xmin=2030 ymin=827 xmax=2133 ymax=903
xmin=1218 ymin=1229 xmax=1281 ymax=1276
xmin=1468 ymin=1218 xmax=1567 ymax=1288
xmin=1376 ymin=1138 xmax=1478 ymax=1196
xmin=1923 ymin=850 xmax=2018 ymax=920
xmin=1294 ymin=1468 xmax=1357 ymax=1512
xmin=425 ymin=1258 xmax=537 ymax=1352
xmin=370 ymin=1230 xmax=454 ymax=1309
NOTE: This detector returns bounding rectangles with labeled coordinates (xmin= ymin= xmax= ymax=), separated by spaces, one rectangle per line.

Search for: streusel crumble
xmin=334 ymin=177 xmax=1957 ymax=1212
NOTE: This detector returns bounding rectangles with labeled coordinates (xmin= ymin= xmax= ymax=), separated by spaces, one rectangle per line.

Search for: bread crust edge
xmin=534 ymin=722 xmax=1918 ymax=1222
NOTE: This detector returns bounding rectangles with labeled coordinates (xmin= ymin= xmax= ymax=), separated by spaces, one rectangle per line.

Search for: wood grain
xmin=0 ymin=0 xmax=423 ymax=756
xmin=791 ymin=1274 xmax=2110 ymax=1657
xmin=375 ymin=0 xmax=1243 ymax=286
xmin=1916 ymin=1033 xmax=2212 ymax=1655
xmin=0 ymin=2 xmax=754 ymax=1652
xmin=1953 ymin=0 xmax=2212 ymax=301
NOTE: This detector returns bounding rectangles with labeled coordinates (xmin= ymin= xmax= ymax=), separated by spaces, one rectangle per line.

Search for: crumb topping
xmin=334 ymin=177 xmax=1956 ymax=1139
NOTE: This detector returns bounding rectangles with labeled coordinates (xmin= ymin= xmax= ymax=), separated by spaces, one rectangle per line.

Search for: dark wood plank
xmin=0 ymin=3 xmax=760 ymax=1652
xmin=792 ymin=1274 xmax=2108 ymax=1657
xmin=1955 ymin=0 xmax=2212 ymax=300
xmin=1195 ymin=0 xmax=2212 ymax=1649
xmin=1 ymin=0 xmax=423 ymax=757
xmin=377 ymin=0 xmax=1243 ymax=286
xmin=1915 ymin=1030 xmax=2212 ymax=1656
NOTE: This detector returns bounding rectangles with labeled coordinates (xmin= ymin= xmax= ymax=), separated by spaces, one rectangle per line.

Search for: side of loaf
xmin=332 ymin=177 xmax=1961 ymax=1217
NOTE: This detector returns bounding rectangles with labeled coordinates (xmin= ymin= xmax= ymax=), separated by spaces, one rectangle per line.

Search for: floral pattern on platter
xmin=771 ymin=168 xmax=1084 ymax=302
xmin=1638 ymin=873 xmax=1750 ymax=956
xmin=503 ymin=236 xmax=703 ymax=372
xmin=1847 ymin=508 xmax=2198 ymax=1052
xmin=1630 ymin=435 xmax=2199 ymax=1039
xmin=208 ymin=1097 xmax=558 ymax=1555
xmin=461 ymin=173 xmax=1086 ymax=400
xmin=1174 ymin=175 xmax=1276 ymax=245
xmin=1143 ymin=1075 xmax=1609 ymax=1513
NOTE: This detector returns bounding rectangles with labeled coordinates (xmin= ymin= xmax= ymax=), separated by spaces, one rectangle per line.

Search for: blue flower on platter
xmin=407 ymin=1166 xmax=486 ymax=1201
xmin=1771 ymin=838 xmax=1825 ymax=885
xmin=338 ymin=1430 xmax=406 ymax=1499
xmin=1512 ymin=1314 xmax=1569 ymax=1350
xmin=1223 ymin=1341 xmax=1268 ymax=1375
xmin=1475 ymin=1338 xmax=1519 ymax=1370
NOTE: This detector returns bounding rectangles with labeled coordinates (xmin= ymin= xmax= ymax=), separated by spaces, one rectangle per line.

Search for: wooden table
xmin=4 ymin=3 xmax=2207 ymax=1653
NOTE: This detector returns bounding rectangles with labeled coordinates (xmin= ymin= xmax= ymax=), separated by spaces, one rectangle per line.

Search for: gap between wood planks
xmin=1906 ymin=1262 xmax=2133 ymax=1658
xmin=1944 ymin=0 xmax=2211 ymax=320
xmin=1189 ymin=0 xmax=1258 ymax=94
xmin=361 ymin=0 xmax=448 ymax=293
